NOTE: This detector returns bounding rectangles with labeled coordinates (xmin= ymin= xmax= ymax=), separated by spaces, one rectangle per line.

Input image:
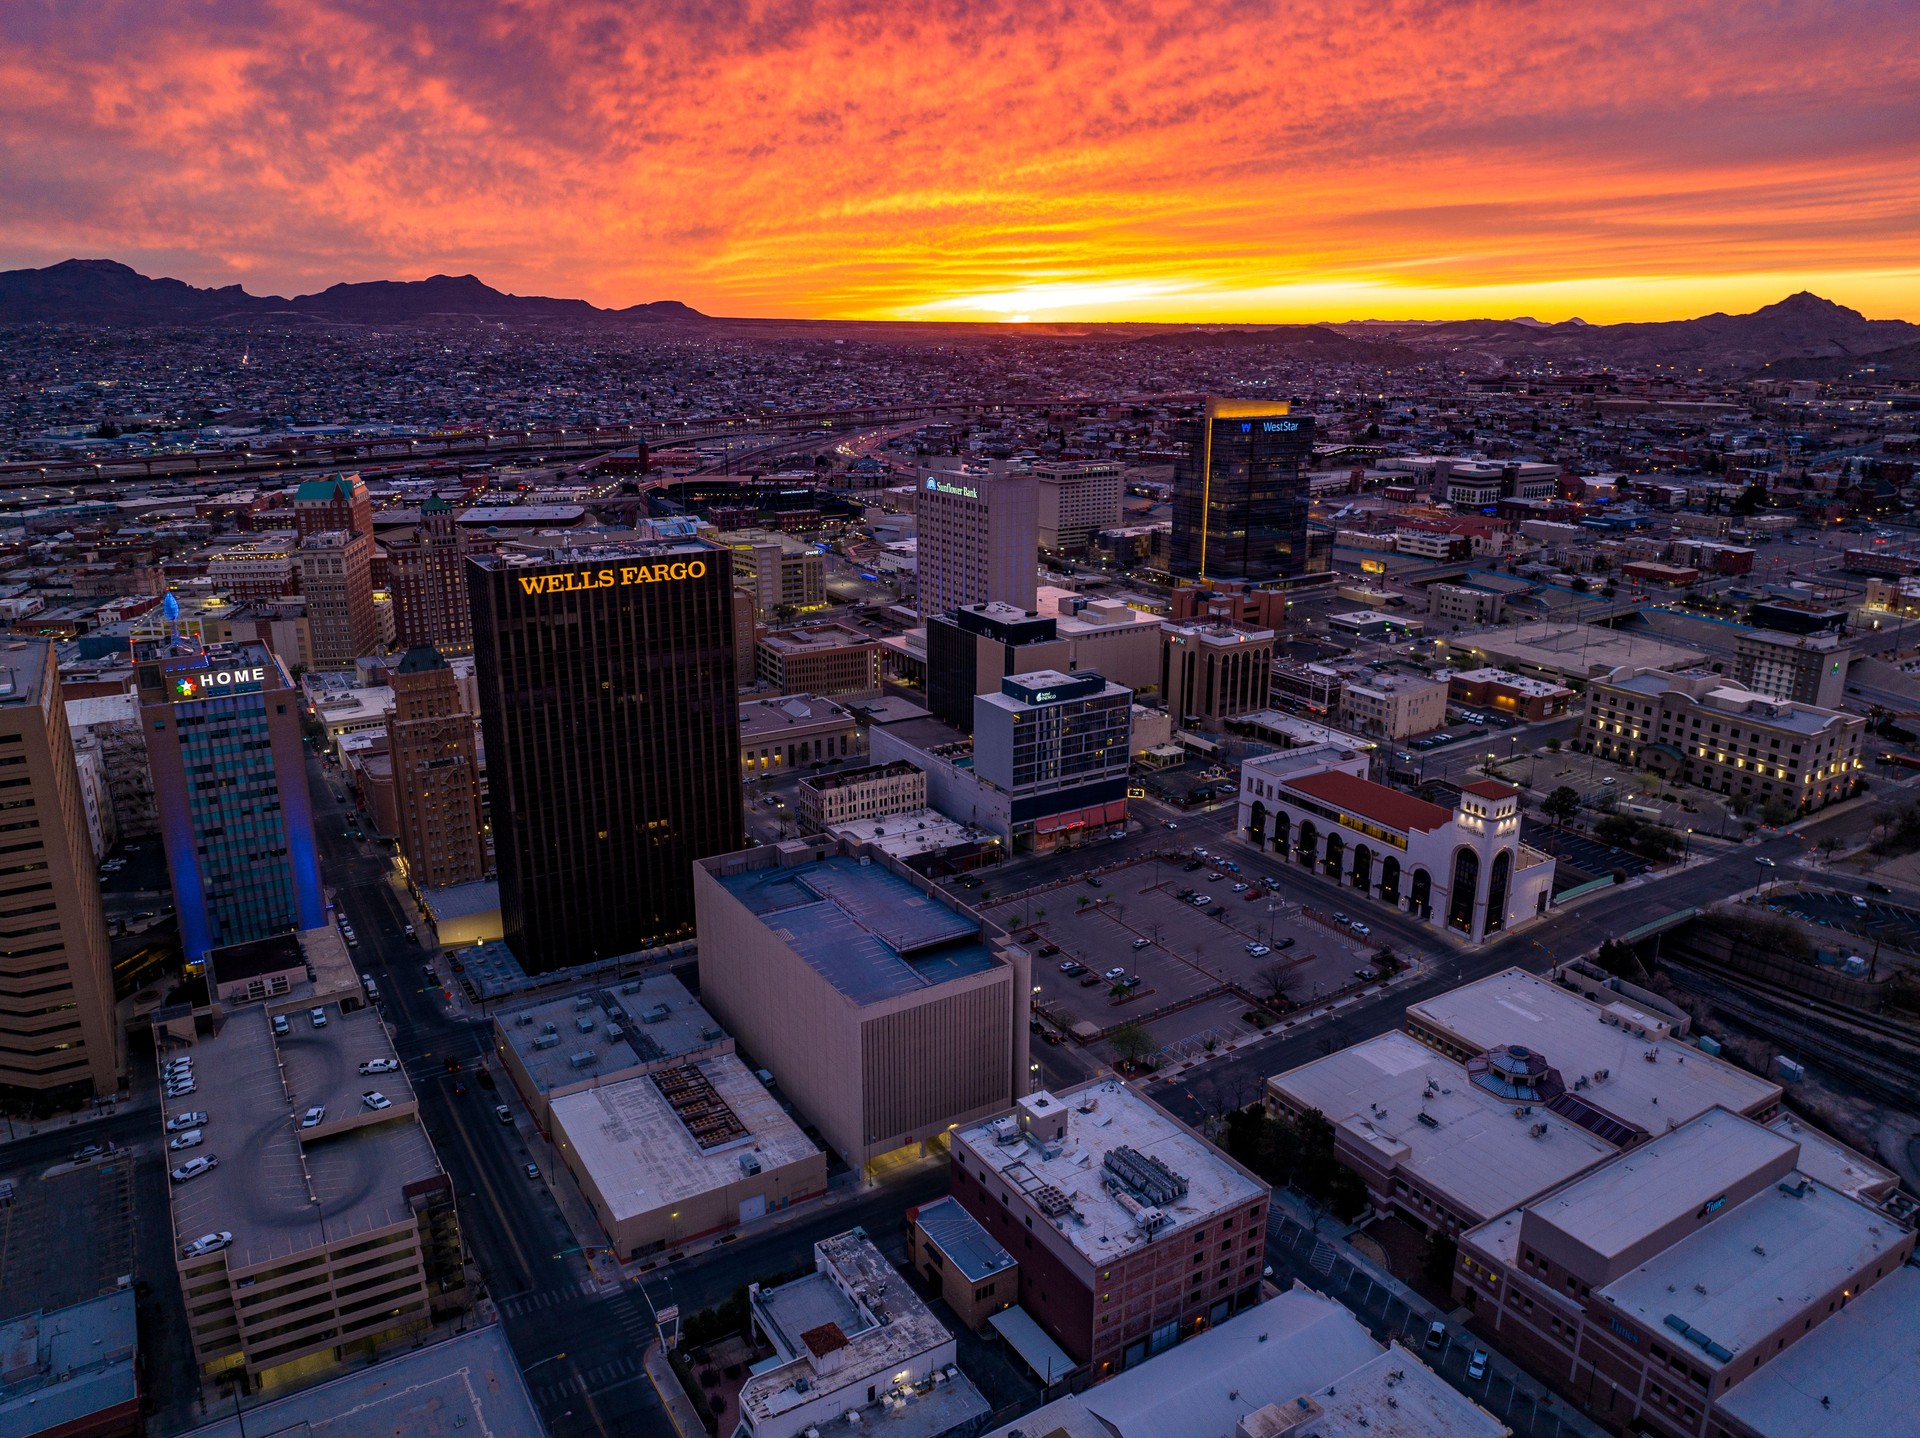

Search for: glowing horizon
xmin=1 ymin=2 xmax=1916 ymax=325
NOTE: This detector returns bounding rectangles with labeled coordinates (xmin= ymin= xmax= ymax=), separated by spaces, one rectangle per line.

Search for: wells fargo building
xmin=468 ymin=539 xmax=743 ymax=972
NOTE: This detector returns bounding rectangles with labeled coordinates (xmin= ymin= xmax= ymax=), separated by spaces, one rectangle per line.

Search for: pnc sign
xmin=514 ymin=560 xmax=708 ymax=596
xmin=174 ymin=665 xmax=267 ymax=699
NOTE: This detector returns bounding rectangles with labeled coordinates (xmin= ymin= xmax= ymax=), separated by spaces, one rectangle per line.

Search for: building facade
xmin=972 ymin=670 xmax=1132 ymax=850
xmin=298 ymin=529 xmax=378 ymax=668
xmin=1158 ymin=621 xmax=1274 ymax=727
xmin=796 ymin=760 xmax=926 ymax=833
xmin=139 ymin=643 xmax=324 ymax=962
xmin=1337 ymin=670 xmax=1449 ymax=740
xmin=292 ymin=475 xmax=372 ymax=541
xmin=1035 ymin=460 xmax=1123 ymax=554
xmin=914 ymin=465 xmax=1038 ymax=617
xmin=1446 ymin=666 xmax=1575 ymax=722
xmin=467 ymin=540 xmax=743 ymax=973
xmin=385 ymin=645 xmax=487 ymax=890
xmin=0 ymin=641 xmax=121 ymax=1109
xmin=723 ymin=530 xmax=826 ymax=620
xmin=386 ymin=497 xmax=474 ymax=653
xmin=755 ymin=623 xmax=883 ymax=696
xmin=925 ymin=603 xmax=1068 ymax=733
xmin=1169 ymin=398 xmax=1316 ymax=583
xmin=1579 ymin=666 xmax=1864 ymax=813
xmin=1730 ymin=629 xmax=1849 ymax=708
xmin=1428 ymin=582 xmax=1505 ymax=627
xmin=739 ymin=694 xmax=864 ymax=773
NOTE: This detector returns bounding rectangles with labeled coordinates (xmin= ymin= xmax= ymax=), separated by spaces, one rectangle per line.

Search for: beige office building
xmin=1035 ymin=461 xmax=1123 ymax=554
xmin=695 ymin=842 xmax=1028 ymax=1170
xmin=723 ymin=530 xmax=826 ymax=620
xmin=756 ymin=624 xmax=884 ymax=696
xmin=0 ymin=641 xmax=120 ymax=1109
xmin=795 ymin=760 xmax=926 ymax=833
xmin=1338 ymin=669 xmax=1449 ymax=741
xmin=1158 ymin=621 xmax=1274 ymax=726
xmin=915 ymin=465 xmax=1038 ymax=618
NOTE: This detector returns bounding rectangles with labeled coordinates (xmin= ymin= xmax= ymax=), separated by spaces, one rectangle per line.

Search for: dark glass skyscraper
xmin=468 ymin=537 xmax=743 ymax=973
xmin=1169 ymin=398 xmax=1317 ymax=583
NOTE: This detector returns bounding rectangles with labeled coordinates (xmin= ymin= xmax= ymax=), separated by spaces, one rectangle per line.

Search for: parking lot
xmin=1771 ymin=887 xmax=1920 ymax=956
xmin=990 ymin=857 xmax=1379 ymax=1042
xmin=1519 ymin=820 xmax=1651 ymax=884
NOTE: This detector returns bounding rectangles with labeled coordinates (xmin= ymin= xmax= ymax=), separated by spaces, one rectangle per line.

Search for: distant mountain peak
xmin=1758 ymin=290 xmax=1862 ymax=321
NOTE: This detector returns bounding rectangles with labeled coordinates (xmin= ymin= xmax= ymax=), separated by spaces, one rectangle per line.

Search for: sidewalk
xmin=1272 ymin=1188 xmax=1608 ymax=1438
xmin=643 ymin=1341 xmax=707 ymax=1438
xmin=0 ymin=1093 xmax=142 ymax=1151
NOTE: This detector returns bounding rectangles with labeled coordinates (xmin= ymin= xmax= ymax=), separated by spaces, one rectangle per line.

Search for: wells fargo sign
xmin=515 ymin=560 xmax=708 ymax=596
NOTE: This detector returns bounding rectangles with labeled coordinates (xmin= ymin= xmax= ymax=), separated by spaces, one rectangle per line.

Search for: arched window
xmin=1296 ymin=820 xmax=1318 ymax=867
xmin=1247 ymin=800 xmax=1267 ymax=847
xmin=1272 ymin=812 xmax=1290 ymax=855
xmin=1409 ymin=867 xmax=1431 ymax=920
xmin=1486 ymin=849 xmax=1512 ymax=935
xmin=1322 ymin=831 xmax=1345 ymax=878
xmin=1447 ymin=847 xmax=1481 ymax=934
xmin=1351 ymin=844 xmax=1373 ymax=892
xmin=1380 ymin=855 xmax=1402 ymax=906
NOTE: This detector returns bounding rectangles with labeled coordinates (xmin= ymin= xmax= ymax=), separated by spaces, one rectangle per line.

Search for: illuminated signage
xmin=1361 ymin=559 xmax=1387 ymax=575
xmin=173 ymin=665 xmax=266 ymax=699
xmin=924 ymin=478 xmax=979 ymax=499
xmin=1696 ymin=1193 xmax=1728 ymax=1219
xmin=514 ymin=560 xmax=708 ymax=596
xmin=1262 ymin=420 xmax=1299 ymax=432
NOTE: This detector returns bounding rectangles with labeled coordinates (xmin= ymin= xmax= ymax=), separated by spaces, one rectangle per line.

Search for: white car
xmin=362 ymin=1091 xmax=392 ymax=1111
xmin=181 ymin=1231 xmax=233 ymax=1259
xmin=1191 ymin=895 xmax=1212 ymax=906
xmin=168 ymin=1128 xmax=204 ymax=1151
xmin=300 ymin=1105 xmax=326 ymax=1129
xmin=358 ymin=1059 xmax=399 ymax=1075
xmin=1599 ymin=776 xmax=1616 ymax=786
xmin=1231 ymin=882 xmax=1250 ymax=893
xmin=166 ymin=1111 xmax=208 ymax=1132
xmin=309 ymin=1007 xmax=328 ymax=1028
xmin=272 ymin=1014 xmax=290 ymax=1035
xmin=1351 ymin=921 xmax=1372 ymax=937
xmin=170 ymin=1156 xmax=219 ymax=1183
xmin=1247 ymin=943 xmax=1271 ymax=957
xmin=165 ymin=1081 xmax=197 ymax=1098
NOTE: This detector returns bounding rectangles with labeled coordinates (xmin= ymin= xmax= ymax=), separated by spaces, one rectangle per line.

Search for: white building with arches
xmin=1236 ymin=755 xmax=1555 ymax=943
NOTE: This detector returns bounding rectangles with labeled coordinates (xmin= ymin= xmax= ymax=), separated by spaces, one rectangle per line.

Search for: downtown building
xmin=468 ymin=537 xmax=743 ymax=973
xmin=1169 ymin=398 xmax=1319 ymax=585
xmin=385 ymin=644 xmax=487 ymax=890
xmin=386 ymin=497 xmax=475 ymax=653
xmin=914 ymin=464 xmax=1038 ymax=617
xmin=1034 ymin=460 xmax=1124 ymax=555
xmin=138 ymin=642 xmax=325 ymax=963
xmin=0 ymin=640 xmax=122 ymax=1109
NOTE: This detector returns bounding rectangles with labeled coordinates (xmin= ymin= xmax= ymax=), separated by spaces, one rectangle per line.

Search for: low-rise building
xmin=549 ymin=1053 xmax=825 ymax=1259
xmin=908 ymin=1194 xmax=1018 ymax=1331
xmin=796 ymin=760 xmax=926 ymax=833
xmin=1328 ymin=609 xmax=1426 ymax=642
xmin=1621 ymin=560 xmax=1700 ymax=587
xmin=1337 ymin=669 xmax=1448 ymax=739
xmin=1428 ymin=582 xmax=1505 ymax=627
xmin=1446 ymin=666 xmax=1575 ymax=721
xmin=1579 ymin=665 xmax=1864 ymax=813
xmin=950 ymin=1081 xmax=1269 ymax=1377
xmin=740 ymin=1229 xmax=991 ymax=1438
xmin=756 ymin=623 xmax=884 ymax=696
xmin=739 ymin=694 xmax=864 ymax=773
xmin=0 ymin=1291 xmax=139 ymax=1438
xmin=723 ymin=529 xmax=827 ymax=620
xmin=1237 ymin=763 xmax=1554 ymax=942
xmin=695 ymin=844 xmax=1029 ymax=1170
xmin=1158 ymin=620 xmax=1275 ymax=726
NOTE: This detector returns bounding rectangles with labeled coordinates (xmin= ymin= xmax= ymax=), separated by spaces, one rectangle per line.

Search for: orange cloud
xmin=0 ymin=1 xmax=1916 ymax=320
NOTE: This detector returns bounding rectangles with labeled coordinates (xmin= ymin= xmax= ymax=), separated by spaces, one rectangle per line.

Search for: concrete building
xmin=1337 ymin=669 xmax=1449 ymax=741
xmin=724 ymin=529 xmax=827 ymax=620
xmin=972 ymin=670 xmax=1132 ymax=851
xmin=950 ymin=1081 xmax=1269 ymax=1377
xmin=385 ymin=497 xmax=474 ymax=653
xmin=1446 ymin=666 xmax=1575 ymax=721
xmin=1579 ymin=666 xmax=1865 ymax=813
xmin=1035 ymin=460 xmax=1123 ymax=554
xmin=0 ymin=642 xmax=119 ymax=1110
xmin=1455 ymin=1107 xmax=1913 ymax=1438
xmin=207 ymin=537 xmax=300 ymax=601
xmin=1270 ymin=660 xmax=1343 ymax=716
xmin=1237 ymin=764 xmax=1554 ymax=942
xmin=1452 ymin=623 xmax=1708 ymax=685
xmin=796 ymin=760 xmax=926 ymax=833
xmin=756 ymin=622 xmax=883 ymax=696
xmin=1048 ymin=593 xmax=1165 ymax=693
xmin=491 ymin=971 xmax=729 ymax=1130
xmin=298 ymin=529 xmax=378 ymax=668
xmin=165 ymin=997 xmax=466 ymax=1391
xmin=139 ymin=642 xmax=325 ymax=962
xmin=65 ymin=692 xmax=157 ymax=840
xmin=914 ymin=464 xmax=1038 ymax=617
xmin=1747 ymin=597 xmax=1847 ymax=636
xmin=1428 ymin=582 xmax=1506 ymax=627
xmin=0 ymin=1291 xmax=139 ymax=1438
xmin=386 ymin=645 xmax=487 ymax=891
xmin=908 ymin=1194 xmax=1018 ymax=1331
xmin=291 ymin=475 xmax=372 ymax=542
xmin=549 ymin=1053 xmax=825 ymax=1259
xmin=695 ymin=844 xmax=1028 ymax=1171
xmin=925 ymin=603 xmax=1070 ymax=733
xmin=1327 ymin=609 xmax=1426 ymax=642
xmin=1730 ymin=629 xmax=1850 ymax=708
xmin=1158 ymin=620 xmax=1275 ymax=727
xmin=739 ymin=694 xmax=864 ymax=773
xmin=739 ymin=1229 xmax=990 ymax=1438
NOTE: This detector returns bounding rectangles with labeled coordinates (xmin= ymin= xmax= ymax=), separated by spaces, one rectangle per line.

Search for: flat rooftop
xmin=179 ymin=1325 xmax=544 ymax=1438
xmin=549 ymin=1054 xmax=818 ymax=1223
xmin=1714 ymin=1265 xmax=1920 ymax=1438
xmin=1523 ymin=1108 xmax=1796 ymax=1268
xmin=165 ymin=1002 xmax=443 ymax=1272
xmin=1406 ymin=969 xmax=1780 ymax=1132
xmin=716 ymin=855 xmax=996 ymax=1004
xmin=0 ymin=1291 xmax=137 ymax=1438
xmin=1765 ymin=1113 xmax=1899 ymax=1201
xmin=956 ymin=1080 xmax=1266 ymax=1265
xmin=496 ymin=973 xmax=726 ymax=1097
xmin=913 ymin=1195 xmax=1016 ymax=1284
xmin=1268 ymin=1032 xmax=1616 ymax=1222
xmin=1296 ymin=1345 xmax=1507 ymax=1438
xmin=740 ymin=693 xmax=857 ymax=738
xmin=1456 ymin=622 xmax=1707 ymax=680
xmin=1601 ymin=1167 xmax=1909 ymax=1372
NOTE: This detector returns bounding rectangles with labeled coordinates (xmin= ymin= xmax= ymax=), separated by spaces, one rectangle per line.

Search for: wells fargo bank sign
xmin=515 ymin=560 xmax=708 ymax=596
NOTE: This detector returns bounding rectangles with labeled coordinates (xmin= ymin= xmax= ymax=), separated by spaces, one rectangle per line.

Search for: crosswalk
xmin=1308 ymin=1240 xmax=1337 ymax=1276
xmin=495 ymin=1276 xmax=605 ymax=1316
xmin=533 ymin=1353 xmax=647 ymax=1405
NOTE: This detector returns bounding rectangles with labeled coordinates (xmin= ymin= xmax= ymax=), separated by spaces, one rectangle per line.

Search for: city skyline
xmin=1 ymin=2 xmax=1916 ymax=323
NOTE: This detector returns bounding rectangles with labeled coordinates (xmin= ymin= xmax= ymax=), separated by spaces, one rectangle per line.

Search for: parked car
xmin=1208 ymin=871 xmax=1224 ymax=881
xmin=495 ymin=1104 xmax=513 ymax=1125
xmin=300 ymin=1106 xmax=326 ymax=1129
xmin=1058 ymin=959 xmax=1081 ymax=974
xmin=524 ymin=1163 xmax=541 ymax=1181
xmin=1231 ymin=882 xmax=1250 ymax=893
xmin=1350 ymin=921 xmax=1372 ymax=937
xmin=1333 ymin=911 xmax=1348 ymax=924
xmin=180 ymin=1231 xmax=233 ymax=1259
xmin=1275 ymin=937 xmax=1296 ymax=950
xmin=1190 ymin=894 xmax=1212 ymax=906
xmin=1467 ymin=1350 xmax=1490 ymax=1381
xmin=72 ymin=1144 xmax=106 ymax=1163
xmin=1117 ymin=975 xmax=1142 ymax=990
xmin=1425 ymin=1320 xmax=1447 ymax=1351
xmin=1247 ymin=943 xmax=1271 ymax=957
xmin=168 ymin=1129 xmax=204 ymax=1151
xmin=164 ymin=1081 xmax=196 ymax=1098
xmin=358 ymin=1059 xmax=399 ymax=1075
xmin=309 ymin=1006 xmax=328 ymax=1028
xmin=1078 ymin=973 xmax=1104 ymax=987
xmin=1086 ymin=876 xmax=1103 ymax=888
xmin=1131 ymin=937 xmax=1150 ymax=950
xmin=1038 ymin=943 xmax=1061 ymax=957
xmin=1103 ymin=967 xmax=1127 ymax=981
xmin=1852 ymin=894 xmax=1868 ymax=909
xmin=166 ymin=1111 xmax=208 ymax=1132
xmin=362 ymin=1091 xmax=392 ymax=1111
xmin=170 ymin=1156 xmax=219 ymax=1184
xmin=272 ymin=1014 xmax=290 ymax=1036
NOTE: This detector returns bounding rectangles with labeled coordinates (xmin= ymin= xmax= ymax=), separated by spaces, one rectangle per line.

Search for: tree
xmin=1594 ymin=938 xmax=1643 ymax=979
xmin=1546 ymin=737 xmax=1563 ymax=753
xmin=1543 ymin=785 xmax=1581 ymax=828
xmin=1419 ymin=1229 xmax=1460 ymax=1291
xmin=1372 ymin=945 xmax=1402 ymax=978
xmin=1254 ymin=962 xmax=1297 ymax=1010
xmin=1108 ymin=1021 xmax=1155 ymax=1068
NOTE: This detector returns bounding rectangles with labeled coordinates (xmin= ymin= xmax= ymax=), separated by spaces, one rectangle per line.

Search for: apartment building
xmin=298 ymin=529 xmax=378 ymax=668
xmin=1035 ymin=460 xmax=1123 ymax=554
xmin=795 ymin=760 xmax=925 ymax=833
xmin=949 ymin=1082 xmax=1269 ymax=1377
xmin=1579 ymin=666 xmax=1864 ymax=812
xmin=755 ymin=623 xmax=883 ymax=696
xmin=1337 ymin=669 xmax=1449 ymax=740
xmin=1730 ymin=629 xmax=1849 ymax=709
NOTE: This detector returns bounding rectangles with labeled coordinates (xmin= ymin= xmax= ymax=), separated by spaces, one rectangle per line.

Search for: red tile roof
xmin=1281 ymin=769 xmax=1454 ymax=833
xmin=1461 ymin=779 xmax=1520 ymax=801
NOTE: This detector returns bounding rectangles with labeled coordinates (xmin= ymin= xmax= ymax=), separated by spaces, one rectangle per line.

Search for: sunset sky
xmin=2 ymin=1 xmax=1916 ymax=323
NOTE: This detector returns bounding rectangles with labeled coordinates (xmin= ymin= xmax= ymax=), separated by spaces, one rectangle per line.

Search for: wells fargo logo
xmin=515 ymin=560 xmax=708 ymax=596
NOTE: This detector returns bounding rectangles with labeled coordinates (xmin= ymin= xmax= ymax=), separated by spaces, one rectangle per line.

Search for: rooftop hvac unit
xmin=740 ymin=1153 xmax=762 ymax=1176
xmin=1416 ymin=1112 xmax=1440 ymax=1129
xmin=701 ymin=1027 xmax=724 ymax=1042
xmin=1530 ymin=1123 xmax=1549 ymax=1138
xmin=516 ymin=1013 xmax=533 ymax=1026
xmin=574 ymin=995 xmax=595 ymax=1009
xmin=621 ymin=982 xmax=641 ymax=995
xmin=642 ymin=1004 xmax=671 ymax=1024
xmin=568 ymin=1050 xmax=597 ymax=1069
xmin=605 ymin=1025 xmax=623 ymax=1042
xmin=532 ymin=1034 xmax=560 ymax=1050
xmin=542 ymin=1022 xmax=558 ymax=1034
xmin=576 ymin=1017 xmax=595 ymax=1033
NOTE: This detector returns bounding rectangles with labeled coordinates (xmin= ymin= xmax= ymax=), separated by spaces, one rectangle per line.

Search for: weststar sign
xmin=514 ymin=560 xmax=709 ymax=596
